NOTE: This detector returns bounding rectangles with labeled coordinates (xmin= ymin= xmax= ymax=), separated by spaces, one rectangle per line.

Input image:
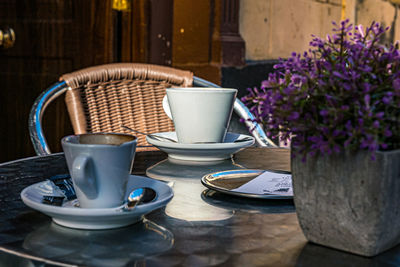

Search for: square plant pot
xmin=291 ymin=149 xmax=400 ymax=257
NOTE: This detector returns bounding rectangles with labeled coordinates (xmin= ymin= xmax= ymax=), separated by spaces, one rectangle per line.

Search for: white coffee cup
xmin=165 ymin=87 xmax=237 ymax=143
xmin=62 ymin=133 xmax=137 ymax=209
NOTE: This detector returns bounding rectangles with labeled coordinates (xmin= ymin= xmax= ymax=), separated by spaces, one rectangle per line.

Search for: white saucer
xmin=21 ymin=175 xmax=174 ymax=230
xmin=146 ymin=132 xmax=255 ymax=161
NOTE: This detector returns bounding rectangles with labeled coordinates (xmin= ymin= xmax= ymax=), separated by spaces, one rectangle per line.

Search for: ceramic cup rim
xmin=166 ymin=87 xmax=237 ymax=93
xmin=61 ymin=132 xmax=137 ymax=148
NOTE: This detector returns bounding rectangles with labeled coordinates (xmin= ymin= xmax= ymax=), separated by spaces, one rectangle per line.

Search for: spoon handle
xmin=121 ymin=125 xmax=177 ymax=143
xmin=121 ymin=126 xmax=150 ymax=137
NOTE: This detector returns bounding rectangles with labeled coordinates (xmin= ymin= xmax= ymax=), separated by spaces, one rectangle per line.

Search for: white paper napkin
xmin=231 ymin=170 xmax=292 ymax=196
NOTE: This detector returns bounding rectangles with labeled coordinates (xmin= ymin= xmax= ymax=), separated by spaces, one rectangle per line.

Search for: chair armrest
xmin=29 ymin=81 xmax=68 ymax=155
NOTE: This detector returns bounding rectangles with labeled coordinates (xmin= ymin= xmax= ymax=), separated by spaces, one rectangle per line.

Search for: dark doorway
xmin=0 ymin=0 xmax=116 ymax=162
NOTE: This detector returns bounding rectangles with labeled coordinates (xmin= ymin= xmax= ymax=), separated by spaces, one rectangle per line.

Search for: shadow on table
xmin=22 ymin=219 xmax=173 ymax=267
xmin=296 ymin=242 xmax=400 ymax=267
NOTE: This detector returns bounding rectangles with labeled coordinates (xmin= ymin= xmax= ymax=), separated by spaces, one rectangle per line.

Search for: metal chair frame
xmin=29 ymin=76 xmax=276 ymax=156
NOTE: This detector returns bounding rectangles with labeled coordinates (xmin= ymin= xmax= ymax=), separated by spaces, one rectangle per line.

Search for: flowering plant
xmin=243 ymin=20 xmax=400 ymax=159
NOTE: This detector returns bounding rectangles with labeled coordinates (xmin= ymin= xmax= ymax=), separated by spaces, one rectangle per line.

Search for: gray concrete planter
xmin=291 ymin=149 xmax=400 ymax=257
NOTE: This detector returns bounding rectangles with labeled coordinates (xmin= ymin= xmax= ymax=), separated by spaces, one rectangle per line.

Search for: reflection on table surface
xmin=147 ymin=157 xmax=238 ymax=221
xmin=201 ymin=189 xmax=295 ymax=214
xmin=1 ymin=148 xmax=400 ymax=266
xmin=146 ymin=156 xmax=245 ymax=180
xmin=146 ymin=156 xmax=295 ymax=221
xmin=23 ymin=220 xmax=173 ymax=267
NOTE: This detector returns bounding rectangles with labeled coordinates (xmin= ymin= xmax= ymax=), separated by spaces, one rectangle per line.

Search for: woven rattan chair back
xmin=61 ymin=63 xmax=193 ymax=151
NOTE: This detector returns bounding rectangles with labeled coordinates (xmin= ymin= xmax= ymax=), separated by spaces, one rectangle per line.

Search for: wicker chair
xmin=29 ymin=63 xmax=276 ymax=155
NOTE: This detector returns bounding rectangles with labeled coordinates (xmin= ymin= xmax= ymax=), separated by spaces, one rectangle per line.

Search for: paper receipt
xmin=231 ymin=170 xmax=292 ymax=196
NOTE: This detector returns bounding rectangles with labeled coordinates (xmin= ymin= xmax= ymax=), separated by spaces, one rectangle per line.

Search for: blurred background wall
xmin=240 ymin=0 xmax=400 ymax=61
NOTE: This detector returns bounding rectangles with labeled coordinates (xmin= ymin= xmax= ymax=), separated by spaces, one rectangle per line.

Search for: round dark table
xmin=1 ymin=148 xmax=400 ymax=266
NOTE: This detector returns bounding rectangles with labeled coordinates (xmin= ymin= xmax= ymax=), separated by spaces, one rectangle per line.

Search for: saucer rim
xmin=146 ymin=132 xmax=255 ymax=150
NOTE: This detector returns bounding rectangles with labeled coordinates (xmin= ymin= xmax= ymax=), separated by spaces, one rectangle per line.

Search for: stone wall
xmin=240 ymin=0 xmax=400 ymax=60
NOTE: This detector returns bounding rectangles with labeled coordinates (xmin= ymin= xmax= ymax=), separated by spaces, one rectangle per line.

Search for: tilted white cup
xmin=61 ymin=133 xmax=137 ymax=209
xmin=165 ymin=87 xmax=237 ymax=143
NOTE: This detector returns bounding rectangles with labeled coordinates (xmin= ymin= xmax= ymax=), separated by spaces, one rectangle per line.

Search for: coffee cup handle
xmin=72 ymin=155 xmax=98 ymax=199
xmin=162 ymin=95 xmax=173 ymax=120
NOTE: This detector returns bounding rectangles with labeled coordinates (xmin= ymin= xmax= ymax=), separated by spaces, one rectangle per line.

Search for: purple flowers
xmin=242 ymin=20 xmax=400 ymax=159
